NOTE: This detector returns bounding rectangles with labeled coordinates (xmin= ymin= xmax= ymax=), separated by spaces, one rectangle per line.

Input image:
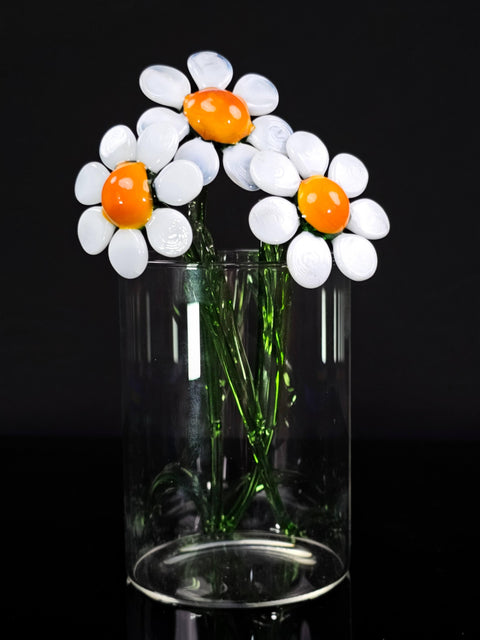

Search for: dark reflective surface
xmin=126 ymin=578 xmax=351 ymax=639
xmin=2 ymin=437 xmax=479 ymax=638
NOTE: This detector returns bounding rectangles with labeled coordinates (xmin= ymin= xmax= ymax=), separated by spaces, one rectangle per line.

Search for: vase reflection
xmin=125 ymin=576 xmax=352 ymax=639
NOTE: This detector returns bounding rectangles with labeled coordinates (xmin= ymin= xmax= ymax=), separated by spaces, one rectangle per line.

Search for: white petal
xmin=139 ymin=65 xmax=191 ymax=110
xmin=108 ymin=229 xmax=149 ymax=279
xmin=332 ymin=233 xmax=378 ymax=281
xmin=247 ymin=115 xmax=293 ymax=154
xmin=77 ymin=206 xmax=116 ymax=254
xmin=347 ymin=198 xmax=390 ymax=240
xmin=136 ymin=106 xmax=190 ymax=141
xmin=286 ymin=231 xmax=332 ymax=288
xmin=99 ymin=125 xmax=137 ymax=170
xmin=146 ymin=208 xmax=193 ymax=257
xmin=286 ymin=131 xmax=329 ymax=179
xmin=222 ymin=143 xmax=259 ymax=191
xmin=174 ymin=138 xmax=219 ymax=185
xmin=74 ymin=162 xmax=110 ymax=205
xmin=154 ymin=159 xmax=203 ymax=206
xmin=249 ymin=197 xmax=299 ymax=244
xmin=250 ymin=150 xmax=300 ymax=197
xmin=187 ymin=51 xmax=233 ymax=90
xmin=136 ymin=122 xmax=179 ymax=173
xmin=328 ymin=153 xmax=368 ymax=198
xmin=233 ymin=74 xmax=279 ymax=116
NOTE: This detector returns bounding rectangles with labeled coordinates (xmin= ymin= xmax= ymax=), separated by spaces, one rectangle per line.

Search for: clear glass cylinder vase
xmin=119 ymin=250 xmax=350 ymax=609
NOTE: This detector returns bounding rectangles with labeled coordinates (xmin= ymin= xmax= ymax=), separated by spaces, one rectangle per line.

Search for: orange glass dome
xmin=184 ymin=88 xmax=255 ymax=145
xmin=101 ymin=162 xmax=153 ymax=229
xmin=297 ymin=175 xmax=350 ymax=235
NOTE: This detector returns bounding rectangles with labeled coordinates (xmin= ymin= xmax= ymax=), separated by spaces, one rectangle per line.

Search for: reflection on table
xmin=126 ymin=576 xmax=352 ymax=639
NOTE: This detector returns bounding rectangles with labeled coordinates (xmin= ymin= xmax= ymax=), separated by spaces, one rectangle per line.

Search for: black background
xmin=1 ymin=0 xmax=479 ymax=637
xmin=2 ymin=0 xmax=479 ymax=441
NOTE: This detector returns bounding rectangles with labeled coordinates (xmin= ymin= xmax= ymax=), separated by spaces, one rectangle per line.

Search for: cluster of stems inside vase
xmin=150 ymin=191 xmax=298 ymax=537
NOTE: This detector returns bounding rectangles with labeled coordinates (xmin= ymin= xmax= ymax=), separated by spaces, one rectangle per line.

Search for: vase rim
xmin=147 ymin=249 xmax=288 ymax=268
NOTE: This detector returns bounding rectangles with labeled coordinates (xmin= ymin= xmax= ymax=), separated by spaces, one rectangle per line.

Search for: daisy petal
xmin=286 ymin=231 xmax=332 ymax=288
xmin=332 ymin=233 xmax=378 ymax=281
xmin=146 ymin=208 xmax=193 ymax=257
xmin=286 ymin=131 xmax=329 ymax=178
xmin=108 ymin=229 xmax=149 ymax=279
xmin=136 ymin=106 xmax=190 ymax=141
xmin=222 ymin=143 xmax=259 ymax=191
xmin=249 ymin=197 xmax=299 ymax=244
xmin=139 ymin=65 xmax=191 ymax=110
xmin=77 ymin=206 xmax=115 ymax=254
xmin=74 ymin=162 xmax=110 ymax=205
xmin=153 ymin=159 xmax=204 ymax=206
xmin=233 ymin=74 xmax=279 ymax=116
xmin=187 ymin=51 xmax=233 ymax=90
xmin=99 ymin=125 xmax=136 ymax=171
xmin=347 ymin=198 xmax=390 ymax=240
xmin=250 ymin=150 xmax=300 ymax=197
xmin=328 ymin=153 xmax=368 ymax=198
xmin=136 ymin=122 xmax=179 ymax=173
xmin=174 ymin=138 xmax=219 ymax=185
xmin=247 ymin=115 xmax=293 ymax=154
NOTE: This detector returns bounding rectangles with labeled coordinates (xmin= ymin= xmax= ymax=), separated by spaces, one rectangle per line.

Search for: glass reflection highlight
xmin=126 ymin=576 xmax=351 ymax=639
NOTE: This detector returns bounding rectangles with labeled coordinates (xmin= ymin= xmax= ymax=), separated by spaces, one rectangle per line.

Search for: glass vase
xmin=119 ymin=250 xmax=350 ymax=609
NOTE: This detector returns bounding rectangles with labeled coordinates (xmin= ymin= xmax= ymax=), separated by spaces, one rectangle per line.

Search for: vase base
xmin=129 ymin=532 xmax=347 ymax=609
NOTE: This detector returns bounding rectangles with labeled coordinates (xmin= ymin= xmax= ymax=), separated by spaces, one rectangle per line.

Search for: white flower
xmin=75 ymin=50 xmax=390 ymax=287
xmin=74 ymin=124 xmax=195 ymax=278
xmin=230 ymin=128 xmax=390 ymax=288
xmin=137 ymin=51 xmax=281 ymax=184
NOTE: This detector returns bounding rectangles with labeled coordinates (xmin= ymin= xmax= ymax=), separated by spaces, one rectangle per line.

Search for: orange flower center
xmin=183 ymin=88 xmax=255 ymax=144
xmin=297 ymin=176 xmax=350 ymax=235
xmin=101 ymin=162 xmax=153 ymax=229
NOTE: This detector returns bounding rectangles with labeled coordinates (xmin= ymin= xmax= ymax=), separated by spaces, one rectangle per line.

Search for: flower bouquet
xmin=75 ymin=51 xmax=389 ymax=608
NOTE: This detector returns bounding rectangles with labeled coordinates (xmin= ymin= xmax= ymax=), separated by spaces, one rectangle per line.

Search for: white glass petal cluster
xmin=75 ymin=123 xmax=197 ymax=278
xmin=75 ymin=51 xmax=283 ymax=278
xmin=224 ymin=128 xmax=390 ymax=287
xmin=75 ymin=50 xmax=390 ymax=286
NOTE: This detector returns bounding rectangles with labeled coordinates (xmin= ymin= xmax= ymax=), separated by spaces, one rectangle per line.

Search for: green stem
xmin=226 ymin=243 xmax=293 ymax=531
xmin=257 ymin=242 xmax=289 ymax=427
xmin=185 ymin=194 xmax=295 ymax=535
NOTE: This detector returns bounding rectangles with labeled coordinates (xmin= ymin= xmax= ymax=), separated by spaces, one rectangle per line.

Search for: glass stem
xmin=185 ymin=195 xmax=295 ymax=535
xmin=226 ymin=243 xmax=294 ymax=532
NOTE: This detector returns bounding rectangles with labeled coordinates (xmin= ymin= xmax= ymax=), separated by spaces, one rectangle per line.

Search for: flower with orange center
xmin=75 ymin=123 xmax=195 ymax=279
xmin=183 ymin=88 xmax=255 ymax=145
xmin=244 ymin=138 xmax=390 ymax=287
xmin=297 ymin=175 xmax=350 ymax=235
xmin=101 ymin=162 xmax=153 ymax=229
xmin=75 ymin=51 xmax=390 ymax=286
xmin=138 ymin=51 xmax=279 ymax=148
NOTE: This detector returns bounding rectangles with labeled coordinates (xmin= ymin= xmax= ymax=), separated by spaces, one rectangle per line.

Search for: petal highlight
xmin=332 ymin=233 xmax=378 ymax=281
xmin=187 ymin=51 xmax=233 ymax=90
xmin=108 ymin=229 xmax=149 ymax=279
xmin=328 ymin=153 xmax=368 ymax=198
xmin=139 ymin=65 xmax=191 ymax=110
xmin=247 ymin=115 xmax=292 ymax=154
xmin=146 ymin=208 xmax=193 ymax=257
xmin=286 ymin=231 xmax=332 ymax=288
xmin=136 ymin=122 xmax=179 ymax=173
xmin=74 ymin=162 xmax=110 ymax=205
xmin=286 ymin=131 xmax=329 ymax=179
xmin=233 ymin=74 xmax=279 ymax=116
xmin=154 ymin=159 xmax=204 ymax=206
xmin=77 ymin=206 xmax=115 ymax=255
xmin=174 ymin=138 xmax=219 ymax=185
xmin=250 ymin=150 xmax=300 ymax=197
xmin=249 ymin=197 xmax=299 ymax=244
xmin=347 ymin=198 xmax=390 ymax=239
xmin=99 ymin=125 xmax=136 ymax=171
